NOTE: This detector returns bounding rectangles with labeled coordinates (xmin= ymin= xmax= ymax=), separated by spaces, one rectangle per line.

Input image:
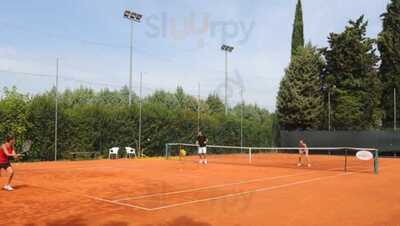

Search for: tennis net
xmin=165 ymin=143 xmax=379 ymax=174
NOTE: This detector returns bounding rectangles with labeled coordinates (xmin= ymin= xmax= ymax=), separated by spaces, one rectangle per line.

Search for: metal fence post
xmin=374 ymin=149 xmax=379 ymax=175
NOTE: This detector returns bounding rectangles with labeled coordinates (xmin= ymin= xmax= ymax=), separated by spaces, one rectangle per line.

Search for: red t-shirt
xmin=0 ymin=144 xmax=13 ymax=164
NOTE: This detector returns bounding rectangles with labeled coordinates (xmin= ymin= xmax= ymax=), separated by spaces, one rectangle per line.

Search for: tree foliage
xmin=323 ymin=16 xmax=382 ymax=130
xmin=291 ymin=0 xmax=305 ymax=57
xmin=0 ymin=86 xmax=273 ymax=160
xmin=277 ymin=44 xmax=325 ymax=130
xmin=378 ymin=0 xmax=400 ymax=127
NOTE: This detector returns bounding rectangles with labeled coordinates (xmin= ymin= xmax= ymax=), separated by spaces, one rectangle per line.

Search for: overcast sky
xmin=0 ymin=0 xmax=390 ymax=111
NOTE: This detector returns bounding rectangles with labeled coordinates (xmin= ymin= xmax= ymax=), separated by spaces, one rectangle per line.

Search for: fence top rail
xmin=166 ymin=143 xmax=378 ymax=152
xmin=167 ymin=143 xmax=250 ymax=150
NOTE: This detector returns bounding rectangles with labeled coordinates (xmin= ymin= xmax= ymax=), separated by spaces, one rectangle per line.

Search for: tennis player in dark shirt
xmin=196 ymin=131 xmax=208 ymax=164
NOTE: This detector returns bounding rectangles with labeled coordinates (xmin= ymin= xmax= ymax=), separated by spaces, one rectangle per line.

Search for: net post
xmin=374 ymin=149 xmax=379 ymax=175
xmin=249 ymin=148 xmax=252 ymax=164
xmin=165 ymin=143 xmax=169 ymax=159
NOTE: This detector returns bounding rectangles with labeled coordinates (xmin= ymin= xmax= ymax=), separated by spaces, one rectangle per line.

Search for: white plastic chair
xmin=109 ymin=147 xmax=119 ymax=159
xmin=125 ymin=147 xmax=137 ymax=158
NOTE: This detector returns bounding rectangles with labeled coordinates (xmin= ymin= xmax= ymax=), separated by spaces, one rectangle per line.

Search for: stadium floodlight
xmin=124 ymin=10 xmax=143 ymax=22
xmin=123 ymin=9 xmax=142 ymax=107
xmin=221 ymin=44 xmax=235 ymax=115
xmin=221 ymin=45 xmax=234 ymax=52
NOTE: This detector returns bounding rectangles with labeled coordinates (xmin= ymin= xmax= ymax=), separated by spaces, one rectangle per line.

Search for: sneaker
xmin=204 ymin=160 xmax=208 ymax=165
xmin=307 ymin=164 xmax=311 ymax=168
xmin=3 ymin=185 xmax=13 ymax=191
xmin=199 ymin=160 xmax=203 ymax=164
xmin=297 ymin=163 xmax=302 ymax=167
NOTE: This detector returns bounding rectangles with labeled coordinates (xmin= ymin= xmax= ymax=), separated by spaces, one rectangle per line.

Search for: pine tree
xmin=291 ymin=0 xmax=305 ymax=57
xmin=378 ymin=0 xmax=400 ymax=128
xmin=323 ymin=16 xmax=382 ymax=130
xmin=277 ymin=43 xmax=325 ymax=130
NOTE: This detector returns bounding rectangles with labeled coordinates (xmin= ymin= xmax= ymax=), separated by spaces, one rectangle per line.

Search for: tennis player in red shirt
xmin=0 ymin=135 xmax=20 ymax=191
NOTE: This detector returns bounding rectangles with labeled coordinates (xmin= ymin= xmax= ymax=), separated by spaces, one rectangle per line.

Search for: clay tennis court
xmin=1 ymin=155 xmax=399 ymax=226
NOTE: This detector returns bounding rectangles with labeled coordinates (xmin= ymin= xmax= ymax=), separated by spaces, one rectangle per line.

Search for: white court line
xmin=17 ymin=166 xmax=115 ymax=172
xmin=14 ymin=180 xmax=152 ymax=211
xmin=16 ymin=165 xmax=148 ymax=173
xmin=15 ymin=165 xmax=392 ymax=212
xmin=146 ymin=172 xmax=353 ymax=211
xmin=114 ymin=170 xmax=331 ymax=202
xmin=85 ymin=195 xmax=152 ymax=211
xmin=16 ymin=163 xmax=204 ymax=180
xmin=144 ymin=165 xmax=395 ymax=211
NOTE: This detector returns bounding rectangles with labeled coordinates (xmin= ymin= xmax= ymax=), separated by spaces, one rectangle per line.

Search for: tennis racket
xmin=19 ymin=140 xmax=32 ymax=155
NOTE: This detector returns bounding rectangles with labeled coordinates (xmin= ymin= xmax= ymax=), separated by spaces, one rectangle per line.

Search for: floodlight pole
xmin=240 ymin=87 xmax=244 ymax=148
xmin=328 ymin=90 xmax=331 ymax=131
xmin=124 ymin=10 xmax=142 ymax=107
xmin=225 ymin=50 xmax=228 ymax=115
xmin=138 ymin=72 xmax=143 ymax=157
xmin=221 ymin=44 xmax=234 ymax=115
xmin=327 ymin=85 xmax=335 ymax=131
xmin=197 ymin=82 xmax=201 ymax=134
xmin=129 ymin=22 xmax=133 ymax=107
xmin=55 ymin=58 xmax=59 ymax=161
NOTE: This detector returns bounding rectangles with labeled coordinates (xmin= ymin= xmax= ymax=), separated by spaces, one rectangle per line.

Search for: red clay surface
xmin=1 ymin=155 xmax=399 ymax=226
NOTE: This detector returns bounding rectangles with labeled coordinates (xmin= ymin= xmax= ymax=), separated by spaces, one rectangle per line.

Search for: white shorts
xmin=299 ymin=149 xmax=309 ymax=156
xmin=198 ymin=147 xmax=207 ymax=154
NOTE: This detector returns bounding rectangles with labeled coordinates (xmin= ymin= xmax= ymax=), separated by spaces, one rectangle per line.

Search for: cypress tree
xmin=291 ymin=0 xmax=305 ymax=57
xmin=378 ymin=0 xmax=400 ymax=128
